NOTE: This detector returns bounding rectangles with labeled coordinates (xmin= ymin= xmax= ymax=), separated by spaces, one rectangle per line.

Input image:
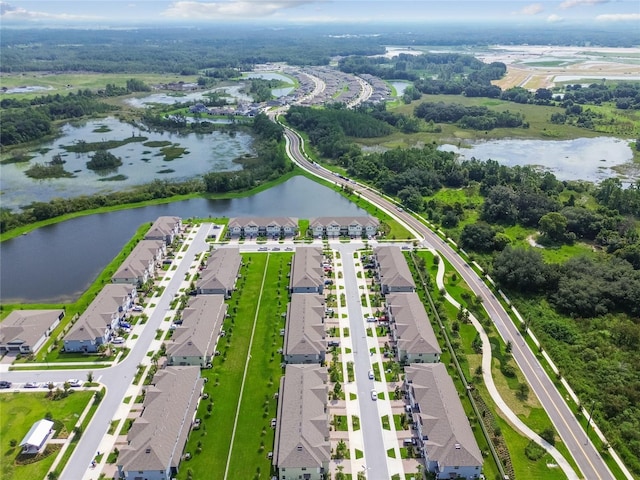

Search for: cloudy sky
xmin=1 ymin=0 xmax=638 ymax=25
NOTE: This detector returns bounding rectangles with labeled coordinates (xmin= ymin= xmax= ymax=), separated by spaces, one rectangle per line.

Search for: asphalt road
xmin=282 ymin=124 xmax=615 ymax=480
xmin=2 ymin=224 xmax=212 ymax=479
xmin=338 ymin=243 xmax=389 ymax=478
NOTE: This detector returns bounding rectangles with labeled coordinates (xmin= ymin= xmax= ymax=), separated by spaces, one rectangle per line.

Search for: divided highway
xmin=282 ymin=124 xmax=617 ymax=480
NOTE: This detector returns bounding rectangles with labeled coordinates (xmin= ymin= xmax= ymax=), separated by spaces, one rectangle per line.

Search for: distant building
xmin=386 ymin=293 xmax=441 ymax=364
xmin=166 ymin=295 xmax=227 ymax=367
xmin=273 ymin=364 xmax=330 ymax=480
xmin=64 ymin=284 xmax=136 ymax=353
xmin=19 ymin=419 xmax=54 ymax=454
xmin=284 ymin=294 xmax=326 ymax=364
xmin=227 ymin=217 xmax=298 ymax=238
xmin=374 ymin=246 xmax=416 ymax=294
xmin=0 ymin=309 xmax=64 ymax=355
xmin=309 ymin=216 xmax=379 ymax=238
xmin=144 ymin=216 xmax=182 ymax=245
xmin=289 ymin=247 xmax=324 ymax=294
xmin=112 ymin=239 xmax=166 ymax=286
xmin=405 ymin=363 xmax=483 ymax=479
xmin=196 ymin=248 xmax=241 ymax=298
xmin=117 ymin=366 xmax=204 ymax=480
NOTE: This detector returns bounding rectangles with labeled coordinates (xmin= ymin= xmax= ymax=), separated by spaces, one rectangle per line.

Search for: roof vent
xmin=297 ymin=445 xmax=303 ymax=452
xmin=455 ymin=443 xmax=461 ymax=449
xmin=145 ymin=448 xmax=151 ymax=453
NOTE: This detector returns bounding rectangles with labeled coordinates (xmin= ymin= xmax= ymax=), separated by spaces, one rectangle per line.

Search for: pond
xmin=389 ymin=81 xmax=412 ymax=97
xmin=244 ymin=72 xmax=295 ymax=98
xmin=0 ymin=175 xmax=367 ymax=303
xmin=124 ymin=84 xmax=254 ymax=108
xmin=0 ymin=117 xmax=253 ymax=211
xmin=439 ymin=137 xmax=636 ymax=183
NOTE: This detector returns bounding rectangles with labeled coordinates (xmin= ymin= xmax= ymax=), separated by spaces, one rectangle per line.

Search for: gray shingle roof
xmin=284 ymin=294 xmax=325 ymax=358
xmin=273 ymin=365 xmax=330 ymax=469
xmin=375 ymin=246 xmax=416 ymax=291
xmin=405 ymin=363 xmax=483 ymax=469
xmin=118 ymin=367 xmax=203 ymax=473
xmin=65 ymin=284 xmax=134 ymax=342
xmin=0 ymin=310 xmax=63 ymax=349
xmin=144 ymin=216 xmax=181 ymax=241
xmin=290 ymin=247 xmax=323 ymax=290
xmin=228 ymin=217 xmax=298 ymax=229
xmin=386 ymin=293 xmax=441 ymax=356
xmin=166 ymin=295 xmax=227 ymax=361
xmin=197 ymin=248 xmax=241 ymax=294
xmin=112 ymin=240 xmax=164 ymax=283
xmin=309 ymin=216 xmax=380 ymax=228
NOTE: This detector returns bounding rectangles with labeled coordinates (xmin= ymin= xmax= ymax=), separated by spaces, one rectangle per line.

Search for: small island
xmin=86 ymin=149 xmax=123 ymax=171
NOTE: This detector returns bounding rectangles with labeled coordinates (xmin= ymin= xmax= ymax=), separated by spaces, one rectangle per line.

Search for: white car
xmin=67 ymin=379 xmax=82 ymax=387
xmin=132 ymin=305 xmax=143 ymax=312
xmin=112 ymin=337 xmax=125 ymax=344
xmin=368 ymin=370 xmax=374 ymax=380
xmin=371 ymin=389 xmax=378 ymax=401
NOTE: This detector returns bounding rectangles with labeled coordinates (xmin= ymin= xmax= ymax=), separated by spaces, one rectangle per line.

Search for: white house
xmin=309 ymin=216 xmax=379 ymax=238
xmin=227 ymin=217 xmax=298 ymax=238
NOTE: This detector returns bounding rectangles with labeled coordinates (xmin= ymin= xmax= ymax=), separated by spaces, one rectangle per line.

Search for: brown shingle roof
xmin=387 ymin=293 xmax=441 ymax=357
xmin=375 ymin=246 xmax=416 ymax=291
xmin=284 ymin=294 xmax=325 ymax=358
xmin=290 ymin=247 xmax=323 ymax=290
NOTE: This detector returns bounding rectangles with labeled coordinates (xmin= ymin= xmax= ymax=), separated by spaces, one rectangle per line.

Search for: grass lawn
xmin=179 ymin=252 xmax=291 ymax=480
xmin=0 ymin=391 xmax=93 ymax=480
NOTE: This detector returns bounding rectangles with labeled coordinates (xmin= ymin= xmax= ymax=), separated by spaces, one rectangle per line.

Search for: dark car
xmin=0 ymin=381 xmax=12 ymax=389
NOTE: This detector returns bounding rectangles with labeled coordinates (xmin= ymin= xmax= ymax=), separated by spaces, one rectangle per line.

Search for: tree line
xmin=414 ymin=101 xmax=526 ymax=130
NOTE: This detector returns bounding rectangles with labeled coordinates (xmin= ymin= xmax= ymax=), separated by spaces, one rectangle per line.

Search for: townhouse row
xmin=227 ymin=216 xmax=380 ymax=239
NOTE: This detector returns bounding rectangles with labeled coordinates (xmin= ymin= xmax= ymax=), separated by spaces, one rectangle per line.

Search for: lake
xmin=439 ymin=137 xmax=636 ymax=183
xmin=389 ymin=81 xmax=411 ymax=97
xmin=0 ymin=117 xmax=253 ymax=211
xmin=0 ymin=175 xmax=367 ymax=303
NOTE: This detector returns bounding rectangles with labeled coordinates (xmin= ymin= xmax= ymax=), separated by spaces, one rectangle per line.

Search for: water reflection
xmin=0 ymin=176 xmax=366 ymax=303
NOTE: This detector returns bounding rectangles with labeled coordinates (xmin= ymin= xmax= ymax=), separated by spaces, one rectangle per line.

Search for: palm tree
xmin=86 ymin=371 xmax=94 ymax=384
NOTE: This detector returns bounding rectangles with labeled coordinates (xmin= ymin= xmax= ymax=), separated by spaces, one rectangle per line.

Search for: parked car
xmin=371 ymin=389 xmax=378 ymax=401
xmin=365 ymin=316 xmax=377 ymax=323
xmin=0 ymin=381 xmax=12 ymax=389
xmin=258 ymin=247 xmax=268 ymax=251
xmin=368 ymin=370 xmax=374 ymax=380
xmin=270 ymin=418 xmax=277 ymax=429
xmin=272 ymin=247 xmax=281 ymax=251
xmin=132 ymin=305 xmax=143 ymax=312
xmin=67 ymin=379 xmax=82 ymax=387
xmin=24 ymin=381 xmax=38 ymax=388
xmin=112 ymin=337 xmax=125 ymax=344
xmin=119 ymin=321 xmax=131 ymax=329
xmin=285 ymin=247 xmax=293 ymax=251
xmin=192 ymin=418 xmax=201 ymax=430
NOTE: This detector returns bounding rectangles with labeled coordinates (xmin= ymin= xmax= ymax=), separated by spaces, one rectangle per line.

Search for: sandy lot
xmin=475 ymin=45 xmax=640 ymax=90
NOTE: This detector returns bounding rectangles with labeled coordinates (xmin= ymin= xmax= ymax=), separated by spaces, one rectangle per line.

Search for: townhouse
xmin=289 ymin=247 xmax=324 ymax=294
xmin=144 ymin=216 xmax=182 ymax=245
xmin=63 ymin=284 xmax=136 ymax=353
xmin=196 ymin=248 xmax=242 ymax=298
xmin=111 ymin=239 xmax=166 ymax=286
xmin=386 ymin=292 xmax=441 ymax=364
xmin=273 ymin=364 xmax=330 ymax=480
xmin=166 ymin=295 xmax=227 ymax=368
xmin=227 ymin=217 xmax=298 ymax=239
xmin=117 ymin=366 xmax=204 ymax=480
xmin=284 ymin=294 xmax=326 ymax=364
xmin=374 ymin=246 xmax=416 ymax=294
xmin=308 ymin=216 xmax=379 ymax=239
xmin=405 ymin=363 xmax=483 ymax=480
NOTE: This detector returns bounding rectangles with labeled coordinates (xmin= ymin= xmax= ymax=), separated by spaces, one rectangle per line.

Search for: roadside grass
xmin=0 ymin=391 xmax=93 ymax=480
xmin=408 ymin=249 xmax=577 ymax=480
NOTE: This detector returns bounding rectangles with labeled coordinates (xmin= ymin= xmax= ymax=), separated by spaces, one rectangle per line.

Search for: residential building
xmin=405 ymin=363 xmax=483 ymax=480
xmin=386 ymin=293 xmax=441 ymax=364
xmin=166 ymin=295 xmax=227 ymax=367
xmin=284 ymin=294 xmax=326 ymax=364
xmin=273 ymin=364 xmax=330 ymax=480
xmin=196 ymin=248 xmax=241 ymax=298
xmin=144 ymin=216 xmax=182 ymax=245
xmin=309 ymin=216 xmax=379 ymax=238
xmin=112 ymin=240 xmax=166 ymax=286
xmin=19 ymin=419 xmax=54 ymax=454
xmin=374 ymin=246 xmax=416 ymax=294
xmin=227 ymin=217 xmax=298 ymax=238
xmin=290 ymin=247 xmax=324 ymax=294
xmin=63 ymin=284 xmax=137 ymax=353
xmin=0 ymin=309 xmax=64 ymax=355
xmin=117 ymin=366 xmax=204 ymax=480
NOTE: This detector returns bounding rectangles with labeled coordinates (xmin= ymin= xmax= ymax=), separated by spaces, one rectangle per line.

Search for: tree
xmin=460 ymin=222 xmax=496 ymax=252
xmin=87 ymin=371 xmax=94 ymax=383
xmin=540 ymin=426 xmax=556 ymax=445
xmin=517 ymin=382 xmax=530 ymax=401
xmin=539 ymin=212 xmax=568 ymax=243
xmin=492 ymin=246 xmax=550 ymax=293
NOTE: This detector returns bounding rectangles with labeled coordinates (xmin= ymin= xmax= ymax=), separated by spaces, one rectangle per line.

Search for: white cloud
xmin=547 ymin=13 xmax=563 ymax=22
xmin=515 ymin=3 xmax=544 ymax=15
xmin=559 ymin=0 xmax=609 ymax=9
xmin=0 ymin=1 xmax=100 ymax=20
xmin=162 ymin=1 xmax=319 ymax=19
xmin=596 ymin=12 xmax=640 ymax=21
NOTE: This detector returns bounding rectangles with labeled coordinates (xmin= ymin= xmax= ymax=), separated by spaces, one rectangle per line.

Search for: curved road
xmin=281 ymin=123 xmax=616 ymax=480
